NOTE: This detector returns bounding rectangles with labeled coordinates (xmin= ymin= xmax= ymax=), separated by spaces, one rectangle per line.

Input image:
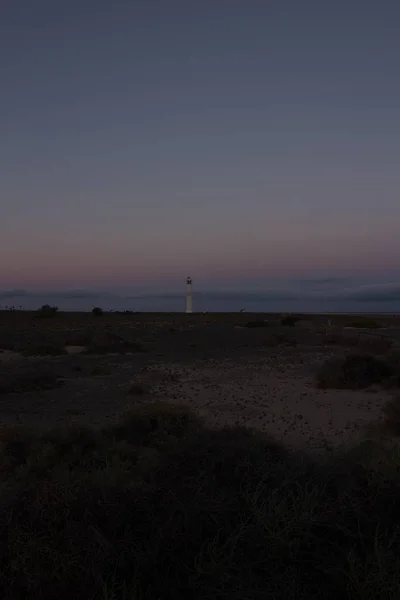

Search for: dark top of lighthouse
xmin=186 ymin=277 xmax=192 ymax=285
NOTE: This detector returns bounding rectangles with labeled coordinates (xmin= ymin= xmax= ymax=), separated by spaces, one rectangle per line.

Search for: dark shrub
xmin=91 ymin=307 xmax=103 ymax=317
xmin=84 ymin=332 xmax=145 ymax=355
xmin=387 ymin=350 xmax=400 ymax=370
xmin=0 ymin=374 xmax=64 ymax=394
xmin=325 ymin=334 xmax=359 ymax=347
xmin=356 ymin=337 xmax=393 ymax=355
xmin=22 ymin=345 xmax=67 ymax=357
xmin=274 ymin=334 xmax=297 ymax=347
xmin=347 ymin=318 xmax=382 ymax=329
xmin=382 ymin=395 xmax=400 ymax=435
xmin=281 ymin=316 xmax=299 ymax=327
xmin=0 ymin=340 xmax=17 ymax=351
xmin=316 ymin=354 xmax=393 ymax=389
xmin=36 ymin=304 xmax=58 ymax=318
xmin=128 ymin=383 xmax=147 ymax=395
xmin=90 ymin=365 xmax=111 ymax=376
xmin=2 ymin=405 xmax=400 ymax=599
xmin=65 ymin=334 xmax=91 ymax=347
xmin=381 ymin=351 xmax=400 ymax=388
xmin=245 ymin=320 xmax=266 ymax=328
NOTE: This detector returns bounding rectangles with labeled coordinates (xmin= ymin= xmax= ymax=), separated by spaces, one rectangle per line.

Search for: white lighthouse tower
xmin=185 ymin=276 xmax=193 ymax=313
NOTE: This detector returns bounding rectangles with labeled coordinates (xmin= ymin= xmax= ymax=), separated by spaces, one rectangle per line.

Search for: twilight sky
xmin=1 ymin=0 xmax=400 ymax=293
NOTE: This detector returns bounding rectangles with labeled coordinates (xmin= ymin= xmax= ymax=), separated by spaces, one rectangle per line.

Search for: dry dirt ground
xmin=0 ymin=311 xmax=399 ymax=452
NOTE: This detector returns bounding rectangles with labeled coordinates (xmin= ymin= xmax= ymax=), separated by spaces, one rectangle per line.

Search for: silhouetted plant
xmin=92 ymin=307 xmax=104 ymax=317
xmin=382 ymin=395 xmax=400 ymax=435
xmin=347 ymin=318 xmax=382 ymax=329
xmin=36 ymin=304 xmax=59 ymax=318
xmin=317 ymin=354 xmax=393 ymax=389
xmin=22 ymin=345 xmax=67 ymax=357
xmin=281 ymin=316 xmax=299 ymax=327
xmin=245 ymin=320 xmax=266 ymax=328
xmin=1 ymin=404 xmax=400 ymax=599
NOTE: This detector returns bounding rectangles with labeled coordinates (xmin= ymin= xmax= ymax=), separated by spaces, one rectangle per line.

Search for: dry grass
xmin=0 ymin=403 xmax=400 ymax=599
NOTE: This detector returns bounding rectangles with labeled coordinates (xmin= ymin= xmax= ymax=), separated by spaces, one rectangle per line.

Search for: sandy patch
xmin=148 ymin=354 xmax=392 ymax=453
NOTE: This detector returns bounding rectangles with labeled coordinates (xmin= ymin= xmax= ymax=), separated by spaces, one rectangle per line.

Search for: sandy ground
xmin=147 ymin=352 xmax=390 ymax=451
xmin=0 ymin=313 xmax=398 ymax=452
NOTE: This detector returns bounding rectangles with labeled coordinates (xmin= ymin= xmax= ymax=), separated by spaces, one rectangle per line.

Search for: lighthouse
xmin=185 ymin=276 xmax=193 ymax=313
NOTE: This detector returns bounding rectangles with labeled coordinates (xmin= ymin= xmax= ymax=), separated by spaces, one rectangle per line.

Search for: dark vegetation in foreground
xmin=1 ymin=403 xmax=400 ymax=599
xmin=317 ymin=352 xmax=400 ymax=389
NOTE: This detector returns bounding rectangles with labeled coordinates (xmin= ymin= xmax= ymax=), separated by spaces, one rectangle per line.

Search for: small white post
xmin=185 ymin=276 xmax=193 ymax=313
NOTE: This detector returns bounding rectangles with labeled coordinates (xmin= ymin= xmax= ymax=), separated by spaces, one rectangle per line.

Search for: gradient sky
xmin=1 ymin=0 xmax=400 ymax=292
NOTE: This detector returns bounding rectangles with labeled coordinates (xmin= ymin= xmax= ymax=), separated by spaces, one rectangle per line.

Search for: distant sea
xmin=1 ymin=294 xmax=399 ymax=314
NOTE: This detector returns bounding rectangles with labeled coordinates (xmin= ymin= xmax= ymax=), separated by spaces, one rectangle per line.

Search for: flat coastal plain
xmin=1 ymin=311 xmax=399 ymax=452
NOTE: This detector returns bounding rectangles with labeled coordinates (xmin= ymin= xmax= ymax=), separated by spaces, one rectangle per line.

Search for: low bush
xmin=382 ymin=395 xmax=400 ymax=435
xmin=356 ymin=337 xmax=393 ymax=355
xmin=325 ymin=333 xmax=359 ymax=347
xmin=274 ymin=333 xmax=297 ymax=346
xmin=244 ymin=319 xmax=267 ymax=328
xmin=0 ymin=373 xmax=64 ymax=394
xmin=84 ymin=332 xmax=145 ymax=355
xmin=128 ymin=382 xmax=148 ymax=395
xmin=1 ymin=404 xmax=400 ymax=599
xmin=281 ymin=315 xmax=300 ymax=327
xmin=36 ymin=304 xmax=59 ymax=318
xmin=347 ymin=318 xmax=382 ymax=329
xmin=22 ymin=344 xmax=67 ymax=357
xmin=90 ymin=365 xmax=111 ymax=376
xmin=316 ymin=354 xmax=394 ymax=389
xmin=91 ymin=306 xmax=103 ymax=316
xmin=65 ymin=334 xmax=91 ymax=347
